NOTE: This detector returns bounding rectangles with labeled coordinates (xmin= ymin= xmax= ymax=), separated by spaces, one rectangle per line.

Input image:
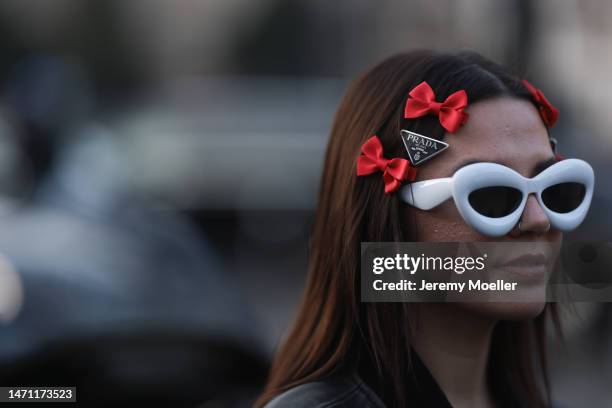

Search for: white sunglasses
xmin=400 ymin=159 xmax=594 ymax=237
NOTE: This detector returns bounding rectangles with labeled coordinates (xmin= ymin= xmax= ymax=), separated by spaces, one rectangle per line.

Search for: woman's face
xmin=408 ymin=96 xmax=561 ymax=318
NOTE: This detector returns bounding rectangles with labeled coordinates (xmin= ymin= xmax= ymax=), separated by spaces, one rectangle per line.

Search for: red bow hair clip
xmin=357 ymin=135 xmax=417 ymax=194
xmin=404 ymin=81 xmax=469 ymax=133
xmin=522 ymin=79 xmax=559 ymax=127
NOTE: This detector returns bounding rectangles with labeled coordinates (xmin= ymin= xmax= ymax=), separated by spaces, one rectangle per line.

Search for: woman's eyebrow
xmin=531 ymin=157 xmax=558 ymax=177
xmin=449 ymin=158 xmax=498 ymax=174
xmin=449 ymin=156 xmax=557 ymax=176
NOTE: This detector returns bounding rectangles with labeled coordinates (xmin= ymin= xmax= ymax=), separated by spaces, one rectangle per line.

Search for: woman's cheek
xmin=412 ymin=201 xmax=485 ymax=242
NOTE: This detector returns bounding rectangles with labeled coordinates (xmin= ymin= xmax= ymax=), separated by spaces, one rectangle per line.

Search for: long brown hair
xmin=255 ymin=50 xmax=559 ymax=408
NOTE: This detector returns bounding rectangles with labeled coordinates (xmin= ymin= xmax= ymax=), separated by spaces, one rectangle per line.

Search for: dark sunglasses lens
xmin=468 ymin=186 xmax=522 ymax=218
xmin=541 ymin=182 xmax=586 ymax=213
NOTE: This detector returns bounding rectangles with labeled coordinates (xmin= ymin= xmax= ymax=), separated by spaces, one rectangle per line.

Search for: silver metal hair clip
xmin=549 ymin=137 xmax=558 ymax=153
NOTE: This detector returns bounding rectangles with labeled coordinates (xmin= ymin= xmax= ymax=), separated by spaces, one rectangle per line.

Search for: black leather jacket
xmin=264 ymin=373 xmax=386 ymax=408
xmin=262 ymin=350 xmax=533 ymax=408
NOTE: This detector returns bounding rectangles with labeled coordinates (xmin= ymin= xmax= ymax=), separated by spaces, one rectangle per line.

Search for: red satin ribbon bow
xmin=404 ymin=81 xmax=469 ymax=133
xmin=357 ymin=135 xmax=417 ymax=194
xmin=522 ymin=79 xmax=559 ymax=128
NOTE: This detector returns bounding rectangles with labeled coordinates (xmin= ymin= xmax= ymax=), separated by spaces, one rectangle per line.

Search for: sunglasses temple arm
xmin=399 ymin=178 xmax=453 ymax=210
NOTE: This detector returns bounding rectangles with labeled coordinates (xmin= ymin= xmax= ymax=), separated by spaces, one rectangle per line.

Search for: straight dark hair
xmin=255 ymin=50 xmax=560 ymax=408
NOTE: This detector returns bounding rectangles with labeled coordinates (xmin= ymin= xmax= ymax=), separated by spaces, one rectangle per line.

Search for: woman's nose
xmin=510 ymin=194 xmax=551 ymax=236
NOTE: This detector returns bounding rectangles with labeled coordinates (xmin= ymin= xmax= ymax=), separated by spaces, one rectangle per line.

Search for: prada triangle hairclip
xmin=400 ymin=130 xmax=449 ymax=166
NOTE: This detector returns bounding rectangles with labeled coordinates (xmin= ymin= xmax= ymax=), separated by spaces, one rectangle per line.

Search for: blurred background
xmin=0 ymin=0 xmax=610 ymax=406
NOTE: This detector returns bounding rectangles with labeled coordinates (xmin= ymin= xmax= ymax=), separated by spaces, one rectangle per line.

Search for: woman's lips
xmin=494 ymin=253 xmax=548 ymax=279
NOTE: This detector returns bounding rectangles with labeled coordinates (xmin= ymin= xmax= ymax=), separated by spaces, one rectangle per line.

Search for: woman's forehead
xmin=415 ymin=97 xmax=554 ymax=179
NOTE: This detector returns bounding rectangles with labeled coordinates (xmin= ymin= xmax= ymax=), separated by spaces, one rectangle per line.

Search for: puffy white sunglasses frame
xmin=400 ymin=158 xmax=594 ymax=237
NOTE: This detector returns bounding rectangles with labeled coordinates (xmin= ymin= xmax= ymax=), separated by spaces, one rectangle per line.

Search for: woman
xmin=255 ymin=50 xmax=593 ymax=407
